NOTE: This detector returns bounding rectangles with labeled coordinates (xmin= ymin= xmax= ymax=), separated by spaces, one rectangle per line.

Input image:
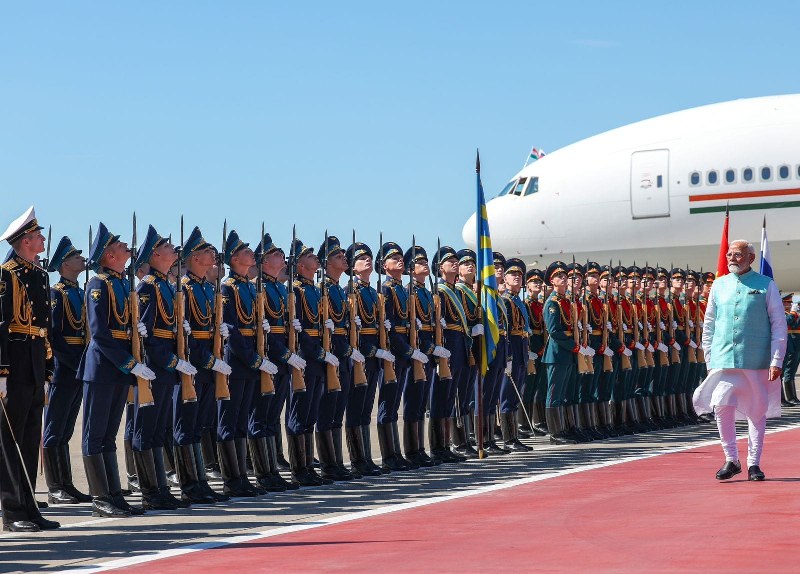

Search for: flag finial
xmin=476 ymin=149 xmax=481 ymax=174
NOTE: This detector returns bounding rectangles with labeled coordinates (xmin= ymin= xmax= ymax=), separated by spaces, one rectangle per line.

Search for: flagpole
xmin=475 ymin=149 xmax=485 ymax=459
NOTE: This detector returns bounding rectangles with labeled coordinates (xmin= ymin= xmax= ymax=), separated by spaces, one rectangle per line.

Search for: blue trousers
xmin=346 ymin=360 xmax=379 ymax=427
xmin=132 ymin=381 xmax=175 ymax=451
xmin=82 ymin=381 xmax=129 ymax=456
xmin=287 ymin=371 xmax=324 ymax=436
xmin=482 ymin=343 xmax=507 ymax=416
xmin=248 ymin=382 xmax=273 ymax=439
xmin=318 ymin=361 xmax=353 ymax=432
xmin=43 ymin=377 xmax=83 ymax=448
xmin=266 ymin=371 xmax=290 ymax=437
xmin=217 ymin=377 xmax=255 ymax=441
xmin=172 ymin=377 xmax=216 ymax=445
xmin=377 ymin=364 xmax=408 ymax=424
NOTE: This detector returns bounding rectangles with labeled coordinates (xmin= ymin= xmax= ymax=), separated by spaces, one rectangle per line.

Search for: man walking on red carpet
xmin=693 ymin=240 xmax=787 ymax=481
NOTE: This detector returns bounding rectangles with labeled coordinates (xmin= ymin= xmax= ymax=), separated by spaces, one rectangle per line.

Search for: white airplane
xmin=462 ymin=94 xmax=800 ymax=292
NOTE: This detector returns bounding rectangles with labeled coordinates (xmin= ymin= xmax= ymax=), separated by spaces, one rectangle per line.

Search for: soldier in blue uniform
xmin=174 ymin=227 xmax=232 ymax=503
xmin=378 ymin=241 xmax=428 ymax=471
xmin=79 ymin=222 xmax=150 ymax=518
xmin=405 ymin=244 xmax=444 ymax=466
xmin=287 ymin=238 xmax=337 ymax=486
xmin=542 ymin=261 xmax=579 ymax=445
xmin=132 ymin=226 xmax=197 ymax=510
xmin=42 ymin=236 xmax=92 ymax=505
xmin=498 ymin=258 xmax=533 ymax=452
xmin=344 ymin=242 xmax=389 ymax=476
xmin=217 ymin=230 xmax=278 ymax=496
xmin=315 ymin=236 xmax=363 ymax=481
xmin=0 ymin=208 xmax=61 ymax=532
xmin=254 ymin=232 xmax=305 ymax=490
xmin=453 ymin=249 xmax=480 ymax=458
xmin=429 ymin=246 xmax=471 ymax=463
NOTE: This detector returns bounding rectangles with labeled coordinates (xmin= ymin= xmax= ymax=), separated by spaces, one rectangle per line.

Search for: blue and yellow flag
xmin=475 ymin=152 xmax=500 ymax=375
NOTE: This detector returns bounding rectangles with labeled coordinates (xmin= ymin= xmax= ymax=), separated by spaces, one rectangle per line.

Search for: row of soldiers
xmin=1 ymin=206 xmax=799 ymax=532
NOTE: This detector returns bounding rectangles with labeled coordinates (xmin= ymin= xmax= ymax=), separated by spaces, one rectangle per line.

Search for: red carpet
xmin=118 ymin=428 xmax=800 ymax=573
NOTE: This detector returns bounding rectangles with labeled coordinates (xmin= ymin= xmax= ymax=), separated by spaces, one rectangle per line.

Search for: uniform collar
xmin=186 ymin=271 xmax=206 ymax=284
xmin=151 ymin=268 xmax=168 ymax=281
xmin=262 ymin=272 xmax=278 ymax=283
xmin=59 ymin=277 xmax=79 ymax=288
xmin=101 ymin=267 xmax=124 ymax=279
xmin=231 ymin=271 xmax=250 ymax=282
xmin=386 ymin=276 xmax=401 ymax=286
xmin=297 ymin=275 xmax=315 ymax=286
xmin=12 ymin=253 xmax=41 ymax=271
xmin=356 ymin=277 xmax=371 ymax=288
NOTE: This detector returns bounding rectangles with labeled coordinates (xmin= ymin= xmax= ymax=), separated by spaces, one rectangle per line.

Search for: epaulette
xmin=2 ymin=260 xmax=18 ymax=272
xmin=180 ymin=276 xmax=191 ymax=286
xmin=141 ymin=275 xmax=156 ymax=284
xmin=54 ymin=282 xmax=65 ymax=290
xmin=223 ymin=277 xmax=236 ymax=286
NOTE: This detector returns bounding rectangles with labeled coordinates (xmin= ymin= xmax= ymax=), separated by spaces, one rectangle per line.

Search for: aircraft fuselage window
xmin=690 ymin=171 xmax=700 ymax=186
xmin=707 ymin=170 xmax=718 ymax=185
xmin=761 ymin=166 xmax=772 ymax=181
xmin=512 ymin=177 xmax=528 ymax=196
xmin=725 ymin=169 xmax=736 ymax=184
xmin=498 ymin=180 xmax=516 ymax=197
xmin=797 ymin=165 xmax=800 ymax=179
xmin=779 ymin=165 xmax=790 ymax=180
xmin=656 ymin=175 xmax=663 ymax=188
xmin=743 ymin=167 xmax=754 ymax=182
xmin=524 ymin=177 xmax=539 ymax=196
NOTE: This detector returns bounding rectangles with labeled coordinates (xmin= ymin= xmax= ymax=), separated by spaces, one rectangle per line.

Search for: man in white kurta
xmin=693 ymin=240 xmax=787 ymax=481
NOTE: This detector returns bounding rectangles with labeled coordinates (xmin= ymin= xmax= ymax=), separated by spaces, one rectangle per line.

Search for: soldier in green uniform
xmin=782 ymin=294 xmax=800 ymax=405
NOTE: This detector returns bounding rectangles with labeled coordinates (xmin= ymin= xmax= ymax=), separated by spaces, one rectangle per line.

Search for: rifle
xmin=667 ymin=286 xmax=681 ymax=365
xmin=83 ymin=226 xmax=92 ymax=345
xmin=580 ymin=259 xmax=593 ymax=374
xmin=432 ymin=237 xmax=452 ymax=379
xmin=286 ymin=225 xmax=306 ymax=392
xmin=176 ymin=216 xmax=197 ymax=403
xmin=615 ymin=262 xmax=632 ymax=371
xmin=320 ymin=230 xmax=341 ymax=392
xmin=631 ymin=265 xmax=647 ymax=369
xmin=213 ymin=220 xmax=231 ymax=400
xmin=349 ymin=229 xmax=368 ymax=386
xmin=601 ymin=264 xmax=612 ymax=372
xmin=695 ymin=267 xmax=705 ymax=363
xmin=42 ymin=226 xmax=52 ymax=407
xmin=130 ymin=213 xmax=155 ymax=407
xmin=572 ymin=256 xmax=590 ymax=374
xmin=684 ymin=265 xmax=697 ymax=364
xmin=408 ymin=235 xmax=427 ymax=383
xmin=642 ymin=263 xmax=655 ymax=367
xmin=376 ymin=232 xmax=397 ymax=383
xmin=654 ymin=262 xmax=669 ymax=367
xmin=255 ymin=222 xmax=275 ymax=395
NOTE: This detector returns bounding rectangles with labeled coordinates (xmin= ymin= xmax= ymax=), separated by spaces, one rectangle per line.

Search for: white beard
xmin=728 ymin=263 xmax=740 ymax=274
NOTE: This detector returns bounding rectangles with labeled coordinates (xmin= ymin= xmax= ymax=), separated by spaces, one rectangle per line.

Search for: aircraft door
xmin=630 ymin=149 xmax=670 ymax=218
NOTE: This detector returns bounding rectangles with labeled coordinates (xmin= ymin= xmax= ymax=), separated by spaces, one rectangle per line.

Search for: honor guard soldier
xmin=316 ymin=235 xmax=363 ymax=482
xmin=642 ymin=266 xmax=668 ymax=427
xmin=42 ymin=236 xmax=92 ymax=505
xmin=653 ymin=266 xmax=676 ymax=426
xmin=429 ymin=245 xmax=472 ymax=463
xmin=377 ymin=240 xmax=427 ymax=471
xmin=79 ymin=222 xmax=150 ymax=519
xmin=542 ymin=261 xmax=579 ymax=445
xmin=499 ymin=258 xmax=533 ymax=452
xmin=254 ymin=232 xmax=304 ymax=489
xmin=133 ymin=226 xmax=198 ymax=510
xmin=454 ymin=249 xmax=480 ymax=458
xmin=405 ymin=244 xmax=444 ymax=466
xmin=525 ymin=268 xmax=548 ymax=436
xmin=218 ymin=230 xmax=278 ymax=497
xmin=684 ymin=270 xmax=703 ymax=414
xmin=344 ymin=242 xmax=390 ymax=476
xmin=668 ymin=268 xmax=695 ymax=424
xmin=175 ymin=227 xmax=232 ymax=503
xmin=582 ymin=262 xmax=610 ymax=438
xmin=287 ymin=237 xmax=336 ymax=486
xmin=566 ymin=262 xmax=596 ymax=442
xmin=595 ymin=265 xmax=626 ymax=435
xmin=0 ymin=208 xmax=60 ymax=532
xmin=782 ymin=293 xmax=800 ymax=406
xmin=623 ymin=266 xmax=651 ymax=432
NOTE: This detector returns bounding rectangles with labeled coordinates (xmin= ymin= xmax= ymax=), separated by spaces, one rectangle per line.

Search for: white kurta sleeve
xmin=766 ymin=280 xmax=788 ymax=368
xmin=702 ymin=284 xmax=716 ymax=364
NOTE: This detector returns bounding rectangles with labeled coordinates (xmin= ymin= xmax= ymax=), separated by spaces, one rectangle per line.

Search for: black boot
xmin=135 ymin=449 xmax=177 ymax=511
xmin=443 ymin=418 xmax=467 ymax=462
xmin=124 ymin=438 xmax=139 ymax=492
xmin=201 ymin=429 xmax=222 ymax=479
xmin=428 ymin=418 xmax=450 ymax=464
xmin=275 ymin=431 xmax=290 ymax=470
xmin=44 ymin=446 xmax=79 ymax=504
xmin=236 ymin=438 xmax=265 ymax=495
xmin=287 ymin=433 xmax=320 ymax=487
xmin=638 ymin=397 xmax=658 ymax=431
xmin=361 ymin=425 xmax=386 ymax=474
xmin=218 ymin=440 xmax=258 ymax=497
xmin=378 ymin=423 xmax=408 ymax=471
xmin=529 ymin=402 xmax=548 ymax=436
xmin=462 ymin=416 xmax=480 ymax=456
xmin=155 ymin=446 xmax=191 ymax=507
xmin=163 ymin=439 xmax=180 ymax=487
xmin=627 ymin=398 xmax=649 ymax=433
xmin=83 ymin=454 xmax=131 ymax=518
xmin=316 ymin=430 xmax=347 ymax=481
xmin=332 ymin=427 xmax=357 ymax=479
xmin=266 ymin=435 xmax=296 ymax=490
xmin=566 ymin=404 xmax=592 ymax=442
xmin=405 ymin=420 xmax=434 ymax=467
xmin=175 ymin=444 xmax=217 ymax=503
xmin=58 ymin=444 xmax=91 ymax=502
xmin=249 ymin=437 xmax=285 ymax=492
xmin=192 ymin=442 xmax=229 ymax=502
xmin=417 ymin=419 xmax=440 ymax=465
xmin=305 ymin=433 xmax=334 ymax=484
xmin=599 ymin=401 xmax=619 ymax=437
xmin=483 ymin=414 xmax=510 ymax=455
xmin=583 ymin=403 xmax=606 ymax=440
xmin=501 ymin=411 xmax=533 ymax=452
xmin=547 ymin=407 xmax=577 ymax=445
xmin=347 ymin=426 xmax=376 ymax=477
xmin=102 ymin=450 xmax=144 ymax=515
xmin=391 ymin=421 xmax=417 ymax=469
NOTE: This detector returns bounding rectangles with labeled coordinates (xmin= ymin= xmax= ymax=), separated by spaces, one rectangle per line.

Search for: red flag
xmin=716 ymin=203 xmax=730 ymax=277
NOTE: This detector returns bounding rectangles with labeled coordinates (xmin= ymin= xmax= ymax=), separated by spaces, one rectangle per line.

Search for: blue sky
xmin=2 ymin=1 xmax=799 ymax=265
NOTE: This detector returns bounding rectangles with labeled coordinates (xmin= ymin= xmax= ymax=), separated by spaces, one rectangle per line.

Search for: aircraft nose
xmin=462 ymin=211 xmax=477 ymax=248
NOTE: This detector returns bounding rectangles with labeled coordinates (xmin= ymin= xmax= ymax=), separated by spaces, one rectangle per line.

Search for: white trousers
xmin=715 ymin=404 xmax=766 ymax=467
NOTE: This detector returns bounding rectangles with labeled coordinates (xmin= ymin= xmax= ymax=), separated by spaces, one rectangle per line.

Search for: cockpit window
xmin=523 ymin=177 xmax=539 ymax=196
xmin=511 ymin=177 xmax=528 ymax=196
xmin=497 ymin=180 xmax=516 ymax=197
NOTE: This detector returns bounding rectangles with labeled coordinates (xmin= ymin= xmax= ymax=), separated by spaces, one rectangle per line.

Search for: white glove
xmin=657 ymin=342 xmax=669 ymax=353
xmin=137 ymin=321 xmax=148 ymax=337
xmin=416 ymin=318 xmax=423 ymax=330
xmin=603 ymin=347 xmax=614 ymax=357
xmin=622 ymin=348 xmax=633 ymax=357
xmin=287 ymin=353 xmax=306 ymax=370
xmin=471 ymin=323 xmax=484 ymax=337
xmin=577 ymin=321 xmax=583 ymax=331
xmin=433 ymin=345 xmax=451 ymax=358
xmin=262 ymin=319 xmax=271 ymax=333
xmin=376 ymin=348 xmax=395 ymax=362
xmin=637 ymin=321 xmax=643 ymax=330
xmin=292 ymin=318 xmax=302 ymax=333
xmin=0 ymin=377 xmax=6 ymax=399
xmin=647 ymin=323 xmax=654 ymax=331
xmin=176 ymin=359 xmax=198 ymax=376
xmin=505 ymin=361 xmax=513 ymax=375
xmin=672 ymin=341 xmax=681 ymax=351
xmin=689 ymin=340 xmax=698 ymax=349
xmin=578 ymin=346 xmax=590 ymax=356
xmin=606 ymin=321 xmax=613 ymax=331
xmin=440 ymin=317 xmax=447 ymax=328
xmin=324 ymin=318 xmax=335 ymax=332
xmin=529 ymin=351 xmax=538 ymax=361
xmin=384 ymin=319 xmax=391 ymax=331
xmin=659 ymin=321 xmax=666 ymax=330
xmin=324 ymin=352 xmax=340 ymax=367
xmin=671 ymin=320 xmax=678 ymax=329
xmin=131 ymin=362 xmax=156 ymax=380
xmin=622 ymin=323 xmax=628 ymax=331
xmin=634 ymin=342 xmax=645 ymax=351
xmin=351 ymin=349 xmax=365 ymax=363
xmin=219 ymin=323 xmax=231 ymax=338
xmin=584 ymin=346 xmax=596 ymax=357
xmin=411 ymin=349 xmax=430 ymax=364
xmin=259 ymin=359 xmax=279 ymax=375
xmin=182 ymin=320 xmax=192 ymax=336
xmin=211 ymin=359 xmax=232 ymax=376
xmin=689 ymin=320 xmax=695 ymax=329
xmin=647 ymin=343 xmax=654 ymax=353
xmin=354 ymin=316 xmax=362 ymax=328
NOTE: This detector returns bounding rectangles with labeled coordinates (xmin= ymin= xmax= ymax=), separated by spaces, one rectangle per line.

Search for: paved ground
xmin=4 ymin=401 xmax=800 ymax=574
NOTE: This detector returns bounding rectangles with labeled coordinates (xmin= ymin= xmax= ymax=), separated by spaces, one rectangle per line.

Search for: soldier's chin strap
xmin=0 ymin=397 xmax=40 ymax=505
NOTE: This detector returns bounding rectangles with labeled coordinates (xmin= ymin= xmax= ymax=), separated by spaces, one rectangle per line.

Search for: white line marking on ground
xmin=57 ymin=421 xmax=800 ymax=573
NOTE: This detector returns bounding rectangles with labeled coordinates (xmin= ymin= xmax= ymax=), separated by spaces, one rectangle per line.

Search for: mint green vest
xmin=709 ymin=270 xmax=773 ymax=370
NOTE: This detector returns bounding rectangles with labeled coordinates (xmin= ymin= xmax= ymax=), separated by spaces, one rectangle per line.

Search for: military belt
xmin=270 ymin=326 xmax=286 ymax=334
xmin=590 ymin=330 xmax=602 ymax=335
xmin=788 ymin=329 xmax=800 ymax=334
xmin=152 ymin=328 xmax=176 ymax=339
xmin=63 ymin=336 xmax=84 ymax=345
xmin=510 ymin=329 xmax=529 ymax=337
xmin=445 ymin=324 xmax=463 ymax=332
xmin=192 ymin=331 xmax=213 ymax=340
xmin=623 ymin=329 xmax=632 ymax=334
xmin=111 ymin=329 xmax=131 ymax=340
xmin=305 ymin=329 xmax=320 ymax=337
xmin=360 ymin=328 xmax=377 ymax=335
xmin=9 ymin=324 xmax=48 ymax=338
xmin=564 ymin=330 xmax=573 ymax=336
xmin=333 ymin=328 xmax=347 ymax=335
xmin=393 ymin=327 xmax=408 ymax=334
xmin=420 ymin=325 xmax=433 ymax=332
xmin=531 ymin=329 xmax=543 ymax=335
xmin=239 ymin=328 xmax=255 ymax=336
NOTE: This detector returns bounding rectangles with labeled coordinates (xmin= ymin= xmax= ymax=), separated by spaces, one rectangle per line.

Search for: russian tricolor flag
xmin=760 ymin=215 xmax=774 ymax=279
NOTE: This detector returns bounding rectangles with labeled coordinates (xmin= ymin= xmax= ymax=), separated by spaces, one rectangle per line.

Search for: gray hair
xmin=729 ymin=239 xmax=755 ymax=255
